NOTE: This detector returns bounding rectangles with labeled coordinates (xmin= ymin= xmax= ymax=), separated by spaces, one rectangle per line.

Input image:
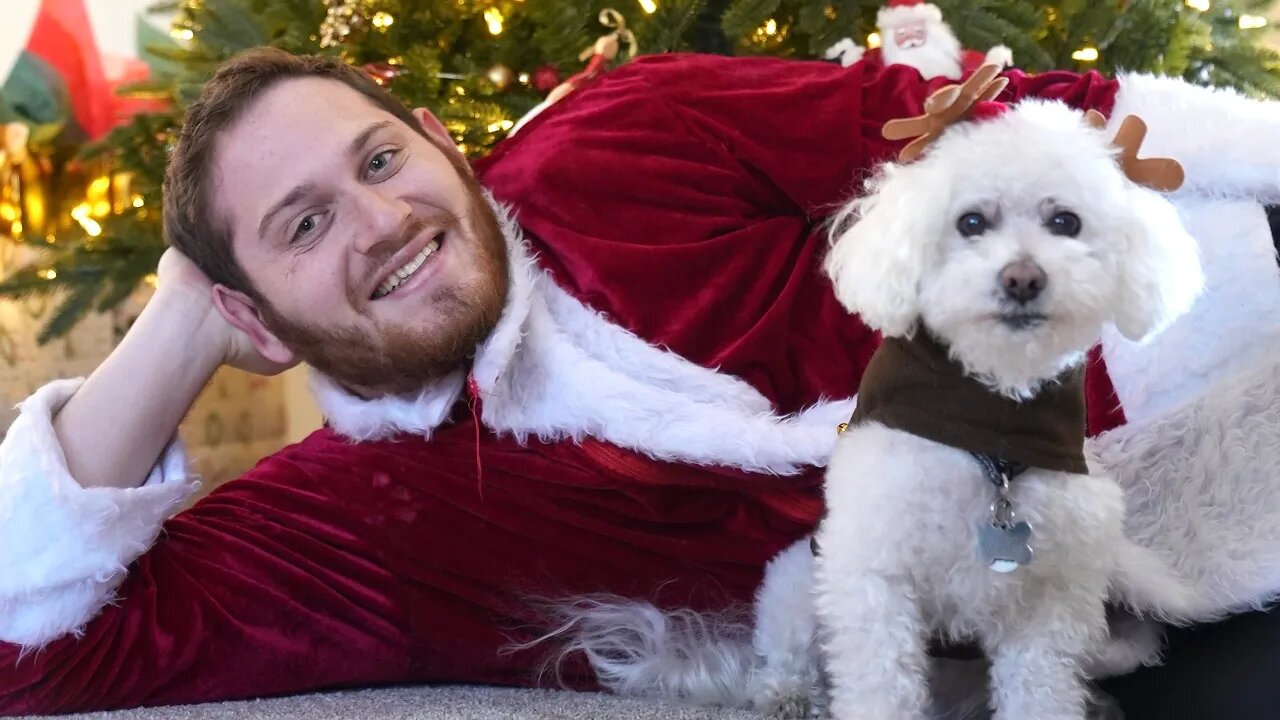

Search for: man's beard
xmin=882 ymin=22 xmax=963 ymax=80
xmin=262 ymin=164 xmax=510 ymax=398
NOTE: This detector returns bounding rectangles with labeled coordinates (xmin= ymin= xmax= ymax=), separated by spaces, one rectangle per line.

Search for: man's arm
xmin=53 ymin=249 xmax=286 ymax=490
xmin=0 ymin=250 xmax=292 ymax=647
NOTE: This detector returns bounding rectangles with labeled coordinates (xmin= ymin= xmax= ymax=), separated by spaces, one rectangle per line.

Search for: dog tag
xmin=977 ymin=519 xmax=1034 ymax=573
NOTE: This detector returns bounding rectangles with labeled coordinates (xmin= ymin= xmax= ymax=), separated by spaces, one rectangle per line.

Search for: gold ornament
xmin=0 ymin=123 xmax=46 ymax=243
xmin=319 ymin=0 xmax=362 ymax=48
xmin=487 ymin=63 xmax=516 ymax=92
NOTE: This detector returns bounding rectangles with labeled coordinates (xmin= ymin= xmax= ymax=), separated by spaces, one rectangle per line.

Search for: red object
xmin=105 ymin=55 xmax=169 ymax=124
xmin=362 ymin=61 xmax=402 ymax=87
xmin=24 ymin=0 xmax=115 ymax=140
xmin=0 ymin=54 xmax=1121 ymax=714
xmin=969 ymin=99 xmax=1009 ymax=122
xmin=533 ymin=64 xmax=561 ymax=92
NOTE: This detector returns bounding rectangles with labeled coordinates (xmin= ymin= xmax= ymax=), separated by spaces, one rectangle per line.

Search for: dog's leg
xmin=986 ymin=600 xmax=1104 ymax=720
xmin=816 ymin=564 xmax=930 ymax=720
xmin=752 ymin=540 xmax=822 ymax=719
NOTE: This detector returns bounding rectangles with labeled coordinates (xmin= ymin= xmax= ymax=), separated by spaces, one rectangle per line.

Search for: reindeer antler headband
xmin=882 ymin=64 xmax=1185 ymax=192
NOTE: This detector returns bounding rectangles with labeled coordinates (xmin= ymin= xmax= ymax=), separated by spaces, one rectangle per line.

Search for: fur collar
xmin=310 ymin=201 xmax=854 ymax=475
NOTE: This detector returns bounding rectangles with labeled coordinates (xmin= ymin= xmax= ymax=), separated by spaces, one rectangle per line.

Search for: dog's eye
xmin=957 ymin=212 xmax=988 ymax=237
xmin=1047 ymin=211 xmax=1082 ymax=237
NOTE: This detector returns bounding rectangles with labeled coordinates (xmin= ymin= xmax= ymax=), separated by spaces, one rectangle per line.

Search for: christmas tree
xmin=3 ymin=0 xmax=1279 ymax=342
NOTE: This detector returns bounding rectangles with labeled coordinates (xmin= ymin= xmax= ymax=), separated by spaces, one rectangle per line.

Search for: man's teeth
xmin=373 ymin=239 xmax=439 ymax=299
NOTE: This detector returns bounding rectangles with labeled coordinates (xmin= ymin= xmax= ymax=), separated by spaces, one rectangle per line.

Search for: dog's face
xmin=825 ymin=101 xmax=1204 ymax=398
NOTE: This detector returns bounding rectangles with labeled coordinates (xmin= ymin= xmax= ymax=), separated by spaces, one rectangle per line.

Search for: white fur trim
xmin=984 ymin=45 xmax=1013 ymax=68
xmin=1102 ymin=197 xmax=1280 ymax=424
xmin=315 ymin=201 xmax=856 ymax=475
xmin=877 ymin=3 xmax=944 ymax=28
xmin=0 ymin=379 xmax=197 ymax=647
xmin=1088 ymin=346 xmax=1280 ymax=619
xmin=1114 ymin=72 xmax=1280 ymax=202
xmin=539 ymin=282 xmax=772 ymax=415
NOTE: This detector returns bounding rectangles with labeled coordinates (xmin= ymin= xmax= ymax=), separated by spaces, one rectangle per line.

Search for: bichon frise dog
xmin=792 ymin=70 xmax=1203 ymax=720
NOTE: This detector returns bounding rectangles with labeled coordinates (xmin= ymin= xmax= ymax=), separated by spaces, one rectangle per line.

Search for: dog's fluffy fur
xmin=788 ymin=100 xmax=1204 ymax=720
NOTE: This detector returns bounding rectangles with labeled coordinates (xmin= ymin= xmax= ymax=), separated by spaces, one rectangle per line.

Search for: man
xmin=0 ymin=47 xmax=1276 ymax=718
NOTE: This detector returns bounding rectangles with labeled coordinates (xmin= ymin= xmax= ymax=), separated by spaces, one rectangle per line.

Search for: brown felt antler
xmin=1085 ymin=109 xmax=1184 ymax=192
xmin=882 ymin=64 xmax=1009 ymax=163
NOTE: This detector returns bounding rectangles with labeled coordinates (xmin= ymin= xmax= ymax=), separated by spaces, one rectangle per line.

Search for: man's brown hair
xmin=163 ymin=47 xmax=426 ymax=298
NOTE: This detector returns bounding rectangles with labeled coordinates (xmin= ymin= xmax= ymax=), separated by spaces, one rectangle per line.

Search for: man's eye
xmin=292 ymin=213 xmax=321 ymax=243
xmin=366 ymin=149 xmax=398 ymax=178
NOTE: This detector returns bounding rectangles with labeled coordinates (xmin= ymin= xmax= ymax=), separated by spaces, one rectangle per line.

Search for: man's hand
xmin=49 ymin=249 xmax=298 ymax=489
xmin=155 ymin=248 xmax=297 ymax=376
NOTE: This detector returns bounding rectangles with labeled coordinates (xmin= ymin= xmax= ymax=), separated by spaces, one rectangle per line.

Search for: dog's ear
xmin=1112 ymin=186 xmax=1205 ymax=341
xmin=823 ymin=167 xmax=934 ymax=337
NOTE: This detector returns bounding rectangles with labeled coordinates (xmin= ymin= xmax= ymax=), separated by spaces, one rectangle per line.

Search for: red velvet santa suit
xmin=4 ymin=54 xmax=1279 ymax=716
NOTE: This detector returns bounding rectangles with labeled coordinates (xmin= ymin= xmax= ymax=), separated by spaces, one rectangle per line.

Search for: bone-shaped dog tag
xmin=977 ymin=519 xmax=1034 ymax=573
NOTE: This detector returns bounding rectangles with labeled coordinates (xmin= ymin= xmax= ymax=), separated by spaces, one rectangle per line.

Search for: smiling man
xmin=0 ymin=48 xmax=1278 ymax=719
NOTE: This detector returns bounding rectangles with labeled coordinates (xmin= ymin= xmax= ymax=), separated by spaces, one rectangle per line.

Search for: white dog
xmin=763 ymin=94 xmax=1204 ymax=720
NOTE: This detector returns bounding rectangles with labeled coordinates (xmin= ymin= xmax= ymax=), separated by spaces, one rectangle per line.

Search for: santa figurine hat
xmin=877 ymin=0 xmax=945 ymax=28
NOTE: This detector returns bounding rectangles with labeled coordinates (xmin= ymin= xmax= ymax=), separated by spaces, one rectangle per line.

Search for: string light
xmin=486 ymin=120 xmax=515 ymax=133
xmin=867 ymin=32 xmax=882 ymax=49
xmin=70 ymin=203 xmax=102 ymax=237
xmin=1072 ymin=46 xmax=1099 ymax=62
xmin=484 ymin=8 xmax=504 ymax=35
xmin=638 ymin=0 xmax=657 ymax=13
xmin=171 ymin=27 xmax=194 ymax=41
xmin=372 ymin=11 xmax=394 ymax=28
xmin=144 ymin=273 xmax=158 ymax=287
xmin=765 ymin=18 xmax=778 ymax=35
xmin=1184 ymin=0 xmax=1210 ymax=11
xmin=132 ymin=195 xmax=145 ymax=208
xmin=1239 ymin=15 xmax=1268 ymax=29
xmin=39 ymin=269 xmax=56 ymax=280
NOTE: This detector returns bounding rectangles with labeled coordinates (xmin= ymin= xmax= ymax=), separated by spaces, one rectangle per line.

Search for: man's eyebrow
xmin=258 ymin=181 xmax=316 ymax=239
xmin=348 ymin=120 xmax=393 ymax=160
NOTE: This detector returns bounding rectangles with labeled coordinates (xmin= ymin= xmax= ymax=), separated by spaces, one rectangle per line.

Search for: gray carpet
xmin=20 ymin=686 xmax=759 ymax=719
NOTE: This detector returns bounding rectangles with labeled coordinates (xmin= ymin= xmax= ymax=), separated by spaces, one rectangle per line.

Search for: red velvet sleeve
xmin=490 ymin=55 xmax=1118 ymax=220
xmin=0 ymin=442 xmax=410 ymax=715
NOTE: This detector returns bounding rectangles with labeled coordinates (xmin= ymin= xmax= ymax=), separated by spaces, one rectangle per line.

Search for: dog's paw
xmin=760 ymin=693 xmax=812 ymax=720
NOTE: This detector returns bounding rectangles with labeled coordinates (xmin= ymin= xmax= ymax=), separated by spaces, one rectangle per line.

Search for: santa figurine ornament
xmin=825 ymin=0 xmax=1013 ymax=80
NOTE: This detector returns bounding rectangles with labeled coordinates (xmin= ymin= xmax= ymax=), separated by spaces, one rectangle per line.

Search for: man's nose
xmin=352 ymin=186 xmax=412 ymax=255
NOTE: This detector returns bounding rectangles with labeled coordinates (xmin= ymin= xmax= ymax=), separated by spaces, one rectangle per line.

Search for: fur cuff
xmin=0 ymin=379 xmax=197 ymax=648
xmin=1115 ymin=73 xmax=1280 ymax=201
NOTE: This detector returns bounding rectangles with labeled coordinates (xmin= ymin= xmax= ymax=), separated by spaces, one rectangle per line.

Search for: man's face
xmin=212 ymin=77 xmax=508 ymax=396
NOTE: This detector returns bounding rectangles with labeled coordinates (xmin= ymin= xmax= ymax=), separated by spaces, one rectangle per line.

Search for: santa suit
xmin=0 ymin=54 xmax=1276 ymax=716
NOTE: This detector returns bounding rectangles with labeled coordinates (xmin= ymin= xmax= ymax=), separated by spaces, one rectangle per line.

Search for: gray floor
xmin=21 ymin=686 xmax=759 ymax=720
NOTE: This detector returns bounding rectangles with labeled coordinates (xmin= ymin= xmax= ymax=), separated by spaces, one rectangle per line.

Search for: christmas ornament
xmin=362 ymin=61 xmax=402 ymax=87
xmin=532 ymin=65 xmax=560 ymax=93
xmin=319 ymin=0 xmax=362 ymax=48
xmin=823 ymin=0 xmax=1013 ymax=81
xmin=0 ymin=122 xmax=48 ymax=242
xmin=486 ymin=63 xmax=516 ymax=92
xmin=509 ymin=9 xmax=636 ymax=136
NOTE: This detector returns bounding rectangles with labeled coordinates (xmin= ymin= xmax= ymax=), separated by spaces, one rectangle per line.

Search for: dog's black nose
xmin=999 ymin=260 xmax=1047 ymax=303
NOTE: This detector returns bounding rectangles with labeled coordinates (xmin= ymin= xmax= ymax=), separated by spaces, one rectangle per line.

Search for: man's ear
xmin=211 ymin=285 xmax=298 ymax=366
xmin=412 ymin=107 xmax=450 ymax=142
